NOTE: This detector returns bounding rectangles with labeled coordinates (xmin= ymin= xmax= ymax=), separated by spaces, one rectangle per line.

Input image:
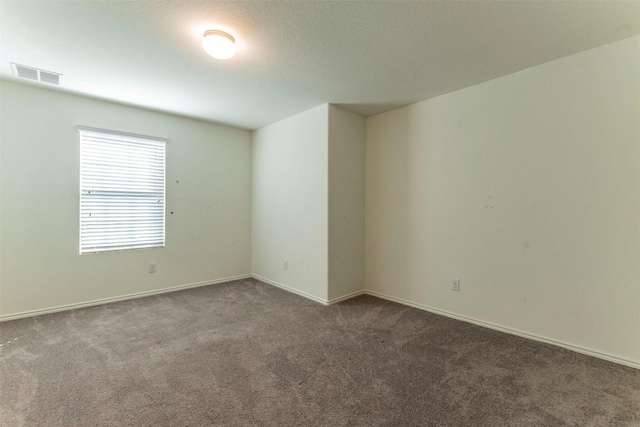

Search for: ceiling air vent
xmin=11 ymin=63 xmax=62 ymax=86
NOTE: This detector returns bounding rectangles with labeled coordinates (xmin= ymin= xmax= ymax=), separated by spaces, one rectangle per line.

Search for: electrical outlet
xmin=451 ymin=278 xmax=460 ymax=292
xmin=148 ymin=262 xmax=157 ymax=273
xmin=283 ymin=260 xmax=288 ymax=270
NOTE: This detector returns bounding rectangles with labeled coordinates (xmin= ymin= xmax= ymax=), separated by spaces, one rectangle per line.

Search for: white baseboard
xmin=251 ymin=274 xmax=330 ymax=305
xmin=365 ymin=289 xmax=639 ymax=370
xmin=0 ymin=274 xmax=252 ymax=322
xmin=5 ymin=273 xmax=634 ymax=370
xmin=327 ymin=290 xmax=365 ymax=305
xmin=251 ymin=275 xmax=366 ymax=306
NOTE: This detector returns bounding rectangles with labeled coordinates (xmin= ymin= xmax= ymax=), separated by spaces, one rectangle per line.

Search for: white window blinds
xmin=79 ymin=128 xmax=166 ymax=254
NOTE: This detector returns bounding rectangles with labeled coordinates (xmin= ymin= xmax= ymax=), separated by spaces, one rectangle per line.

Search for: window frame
xmin=78 ymin=126 xmax=167 ymax=254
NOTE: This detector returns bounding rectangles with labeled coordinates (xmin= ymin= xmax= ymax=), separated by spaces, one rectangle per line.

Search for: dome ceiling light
xmin=202 ymin=30 xmax=236 ymax=60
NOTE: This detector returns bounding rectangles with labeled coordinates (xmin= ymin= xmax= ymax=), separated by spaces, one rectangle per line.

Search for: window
xmin=79 ymin=127 xmax=166 ymax=254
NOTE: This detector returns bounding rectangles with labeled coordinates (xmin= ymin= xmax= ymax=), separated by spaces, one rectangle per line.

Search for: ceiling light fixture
xmin=202 ymin=30 xmax=236 ymax=60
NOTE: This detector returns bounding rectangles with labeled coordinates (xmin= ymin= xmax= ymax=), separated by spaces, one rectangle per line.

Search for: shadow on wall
xmin=365 ymin=106 xmax=414 ymax=296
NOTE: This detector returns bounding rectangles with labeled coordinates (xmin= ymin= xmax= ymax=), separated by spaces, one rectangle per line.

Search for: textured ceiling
xmin=1 ymin=1 xmax=639 ymax=130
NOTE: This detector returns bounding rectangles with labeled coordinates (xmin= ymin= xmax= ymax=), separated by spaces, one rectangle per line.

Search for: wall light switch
xmin=451 ymin=278 xmax=460 ymax=292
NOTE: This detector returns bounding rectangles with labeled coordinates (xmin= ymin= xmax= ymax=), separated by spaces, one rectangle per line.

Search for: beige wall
xmin=365 ymin=36 xmax=640 ymax=367
xmin=251 ymin=104 xmax=330 ymax=302
xmin=328 ymin=105 xmax=365 ymax=301
xmin=251 ymin=104 xmax=365 ymax=303
xmin=0 ymin=81 xmax=252 ymax=318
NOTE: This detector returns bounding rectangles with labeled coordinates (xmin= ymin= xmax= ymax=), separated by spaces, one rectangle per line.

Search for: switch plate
xmin=451 ymin=278 xmax=460 ymax=292
xmin=283 ymin=260 xmax=288 ymax=270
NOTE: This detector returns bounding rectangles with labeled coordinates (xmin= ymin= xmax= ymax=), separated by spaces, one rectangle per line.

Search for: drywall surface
xmin=252 ymin=104 xmax=329 ymax=301
xmin=365 ymin=36 xmax=640 ymax=365
xmin=0 ymin=81 xmax=251 ymax=317
xmin=328 ymin=105 xmax=365 ymax=301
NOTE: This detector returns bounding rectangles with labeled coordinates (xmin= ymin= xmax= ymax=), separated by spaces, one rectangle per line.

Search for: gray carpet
xmin=1 ymin=278 xmax=638 ymax=426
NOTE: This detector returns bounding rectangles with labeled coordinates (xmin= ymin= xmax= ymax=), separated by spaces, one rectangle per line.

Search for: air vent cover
xmin=11 ymin=63 xmax=62 ymax=86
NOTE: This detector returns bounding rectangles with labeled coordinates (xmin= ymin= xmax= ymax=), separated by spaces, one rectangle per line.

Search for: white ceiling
xmin=1 ymin=1 xmax=639 ymax=130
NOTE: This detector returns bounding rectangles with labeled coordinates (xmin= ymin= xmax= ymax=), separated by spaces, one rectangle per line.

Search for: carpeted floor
xmin=1 ymin=278 xmax=638 ymax=426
